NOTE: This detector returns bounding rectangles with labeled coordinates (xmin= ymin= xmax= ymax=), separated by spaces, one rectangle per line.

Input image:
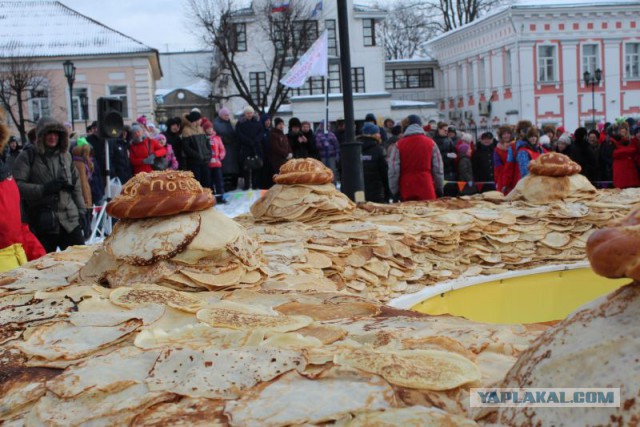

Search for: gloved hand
xmin=43 ymin=177 xmax=66 ymax=195
xmin=78 ymin=210 xmax=87 ymax=230
xmin=143 ymin=154 xmax=156 ymax=165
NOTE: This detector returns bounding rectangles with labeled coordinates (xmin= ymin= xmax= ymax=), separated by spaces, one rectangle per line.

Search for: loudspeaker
xmin=97 ymin=97 xmax=124 ymax=138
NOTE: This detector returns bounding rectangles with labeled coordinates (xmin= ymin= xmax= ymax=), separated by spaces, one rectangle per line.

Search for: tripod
xmin=87 ymin=138 xmax=114 ymax=243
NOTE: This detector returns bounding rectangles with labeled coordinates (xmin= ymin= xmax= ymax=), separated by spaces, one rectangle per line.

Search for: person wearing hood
xmin=163 ymin=117 xmax=185 ymax=169
xmin=314 ymin=121 xmax=340 ymax=183
xmin=389 ymin=115 xmax=444 ymax=201
xmin=202 ymin=118 xmax=226 ymax=203
xmin=358 ymin=122 xmax=390 ymax=203
xmin=493 ymin=125 xmax=515 ymax=194
xmin=516 ymin=127 xmax=544 ymax=178
xmin=129 ymin=124 xmax=167 ymax=176
xmin=503 ymin=120 xmax=532 ymax=191
xmin=583 ymin=129 xmax=602 ymax=184
xmin=457 ymin=142 xmax=477 ymax=196
xmin=181 ymin=110 xmax=211 ymax=188
xmin=214 ymin=107 xmax=240 ymax=190
xmin=288 ymin=117 xmax=319 ymax=160
xmin=235 ymin=106 xmax=264 ymax=189
xmin=6 ymin=136 xmax=21 ymax=167
xmin=13 ymin=117 xmax=86 ymax=253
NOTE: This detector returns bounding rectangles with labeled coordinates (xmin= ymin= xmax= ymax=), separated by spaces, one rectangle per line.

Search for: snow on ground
xmin=214 ymin=189 xmax=267 ymax=218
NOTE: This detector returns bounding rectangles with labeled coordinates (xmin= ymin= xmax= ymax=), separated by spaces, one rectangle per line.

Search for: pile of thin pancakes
xmin=237 ymin=187 xmax=640 ymax=302
xmin=251 ymin=158 xmax=355 ymax=224
xmin=0 ymin=245 xmax=549 ymax=426
xmin=76 ymin=171 xmax=264 ymax=291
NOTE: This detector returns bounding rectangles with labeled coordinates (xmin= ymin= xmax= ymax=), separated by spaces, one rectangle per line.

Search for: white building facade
xmin=220 ymin=1 xmax=391 ymax=122
xmin=426 ymin=1 xmax=640 ymax=131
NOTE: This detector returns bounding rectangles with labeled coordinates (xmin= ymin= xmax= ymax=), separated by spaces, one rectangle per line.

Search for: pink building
xmin=0 ymin=1 xmax=162 ymax=138
xmin=426 ymin=0 xmax=640 ymax=130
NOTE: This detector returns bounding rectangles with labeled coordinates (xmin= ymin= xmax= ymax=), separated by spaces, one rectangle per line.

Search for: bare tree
xmin=0 ymin=54 xmax=49 ymax=143
xmin=376 ymin=1 xmax=438 ymax=60
xmin=188 ymin=0 xmax=316 ymax=116
xmin=433 ymin=0 xmax=507 ymax=33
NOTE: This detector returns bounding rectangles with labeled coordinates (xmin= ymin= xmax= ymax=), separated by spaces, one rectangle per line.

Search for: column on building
xmin=518 ymin=42 xmax=536 ymax=122
xmin=561 ymin=40 xmax=579 ymax=131
xmin=604 ymin=40 xmax=622 ymax=122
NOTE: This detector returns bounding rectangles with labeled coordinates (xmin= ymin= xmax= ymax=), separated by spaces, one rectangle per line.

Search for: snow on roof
xmin=386 ymin=56 xmax=436 ymax=64
xmin=155 ymin=79 xmax=214 ymax=99
xmin=391 ymin=100 xmax=437 ymax=109
xmin=0 ymin=1 xmax=156 ymax=58
xmin=353 ymin=3 xmax=386 ymax=13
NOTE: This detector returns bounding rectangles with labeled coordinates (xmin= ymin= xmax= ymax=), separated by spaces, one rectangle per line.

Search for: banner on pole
xmin=280 ymin=31 xmax=328 ymax=88
xmin=272 ymin=1 xmax=290 ymax=13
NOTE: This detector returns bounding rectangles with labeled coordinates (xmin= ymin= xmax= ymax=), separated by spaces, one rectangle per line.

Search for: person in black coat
xmin=108 ymin=134 xmax=132 ymax=186
xmin=359 ymin=122 xmax=390 ymax=203
xmin=163 ymin=117 xmax=185 ymax=170
xmin=472 ymin=131 xmax=496 ymax=192
xmin=288 ymin=117 xmax=319 ymax=159
xmin=234 ymin=106 xmax=264 ymax=190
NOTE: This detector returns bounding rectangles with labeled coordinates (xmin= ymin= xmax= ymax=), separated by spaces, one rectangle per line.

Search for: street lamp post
xmin=63 ymin=60 xmax=76 ymax=130
xmin=583 ymin=68 xmax=602 ymax=130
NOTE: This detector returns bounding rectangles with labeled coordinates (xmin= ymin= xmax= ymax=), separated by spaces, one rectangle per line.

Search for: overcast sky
xmin=61 ymin=0 xmax=206 ymax=52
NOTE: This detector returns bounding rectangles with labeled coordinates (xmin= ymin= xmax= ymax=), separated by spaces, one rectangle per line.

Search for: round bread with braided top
xmin=106 ymin=170 xmax=215 ymax=219
xmin=528 ymin=152 xmax=581 ymax=177
xmin=587 ymin=207 xmax=640 ymax=281
xmin=274 ymin=158 xmax=334 ymax=185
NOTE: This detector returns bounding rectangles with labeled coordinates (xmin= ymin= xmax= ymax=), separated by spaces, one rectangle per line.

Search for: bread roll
xmin=528 ymin=152 xmax=581 ymax=177
xmin=587 ymin=208 xmax=640 ymax=280
xmin=106 ymin=171 xmax=215 ymax=219
xmin=274 ymin=158 xmax=334 ymax=185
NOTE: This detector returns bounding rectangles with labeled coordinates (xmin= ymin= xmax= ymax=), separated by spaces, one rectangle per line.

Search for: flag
xmin=272 ymin=1 xmax=289 ymax=13
xmin=280 ymin=31 xmax=328 ymax=88
xmin=311 ymin=0 xmax=323 ymax=18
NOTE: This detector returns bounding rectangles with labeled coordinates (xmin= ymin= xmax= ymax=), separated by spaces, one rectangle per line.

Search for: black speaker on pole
xmin=97 ymin=97 xmax=124 ymax=139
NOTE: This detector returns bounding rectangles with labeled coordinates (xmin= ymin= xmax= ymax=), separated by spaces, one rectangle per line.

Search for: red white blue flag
xmin=272 ymin=1 xmax=290 ymax=13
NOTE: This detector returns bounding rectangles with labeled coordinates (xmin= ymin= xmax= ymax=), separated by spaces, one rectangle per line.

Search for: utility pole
xmin=337 ymin=0 xmax=364 ymax=202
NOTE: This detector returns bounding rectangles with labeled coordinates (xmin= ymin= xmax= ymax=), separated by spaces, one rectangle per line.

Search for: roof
xmin=0 ymin=0 xmax=157 ymax=58
xmin=386 ymin=56 xmax=436 ymax=64
xmin=427 ymin=0 xmax=640 ymax=45
xmin=156 ymin=79 xmax=214 ymax=100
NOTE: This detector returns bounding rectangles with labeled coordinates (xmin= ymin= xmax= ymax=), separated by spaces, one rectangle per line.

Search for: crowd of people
xmin=2 ymin=106 xmax=640 ymax=258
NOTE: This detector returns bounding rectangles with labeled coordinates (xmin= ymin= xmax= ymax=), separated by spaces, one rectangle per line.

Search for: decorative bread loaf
xmin=528 ymin=152 xmax=581 ymax=177
xmin=106 ymin=170 xmax=215 ymax=219
xmin=587 ymin=207 xmax=640 ymax=280
xmin=274 ymin=158 xmax=334 ymax=185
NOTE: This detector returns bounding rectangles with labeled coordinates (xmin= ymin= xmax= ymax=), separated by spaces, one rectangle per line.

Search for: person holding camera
xmin=129 ymin=124 xmax=167 ymax=175
xmin=13 ymin=118 xmax=86 ymax=253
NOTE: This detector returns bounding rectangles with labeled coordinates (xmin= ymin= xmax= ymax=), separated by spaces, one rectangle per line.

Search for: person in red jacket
xmin=0 ymin=121 xmax=45 ymax=272
xmin=612 ymin=122 xmax=640 ymax=189
xmin=388 ymin=115 xmax=444 ymax=201
xmin=129 ymin=124 xmax=166 ymax=175
xmin=501 ymin=120 xmax=531 ymax=194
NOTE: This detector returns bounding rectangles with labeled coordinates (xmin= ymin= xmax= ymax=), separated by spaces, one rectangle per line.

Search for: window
xmin=384 ymin=68 xmax=435 ymax=89
xmin=478 ymin=58 xmax=486 ymax=89
xmin=351 ymin=67 xmax=365 ymax=93
xmin=249 ymin=72 xmax=266 ymax=104
xmin=363 ymin=19 xmax=376 ymax=46
xmin=107 ymin=85 xmax=128 ymax=118
xmin=505 ymin=50 xmax=512 ymax=86
xmin=329 ymin=63 xmax=341 ymax=93
xmin=582 ymin=44 xmax=599 ymax=76
xmin=293 ymin=20 xmax=318 ymax=52
xmin=71 ymin=87 xmax=88 ymax=121
xmin=625 ymin=43 xmax=640 ymax=79
xmin=30 ymin=87 xmax=49 ymax=122
xmin=325 ymin=19 xmax=338 ymax=56
xmin=538 ymin=45 xmax=557 ymax=83
xmin=230 ymin=23 xmax=247 ymax=52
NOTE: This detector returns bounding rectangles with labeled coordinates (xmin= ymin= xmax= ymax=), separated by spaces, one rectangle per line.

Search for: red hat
xmin=201 ymin=118 xmax=213 ymax=131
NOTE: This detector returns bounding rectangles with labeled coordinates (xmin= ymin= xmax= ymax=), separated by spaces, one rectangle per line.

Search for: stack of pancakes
xmin=77 ymin=171 xmax=265 ymax=291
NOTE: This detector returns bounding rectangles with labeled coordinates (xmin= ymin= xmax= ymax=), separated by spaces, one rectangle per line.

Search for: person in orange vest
xmin=516 ymin=127 xmax=544 ymax=178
